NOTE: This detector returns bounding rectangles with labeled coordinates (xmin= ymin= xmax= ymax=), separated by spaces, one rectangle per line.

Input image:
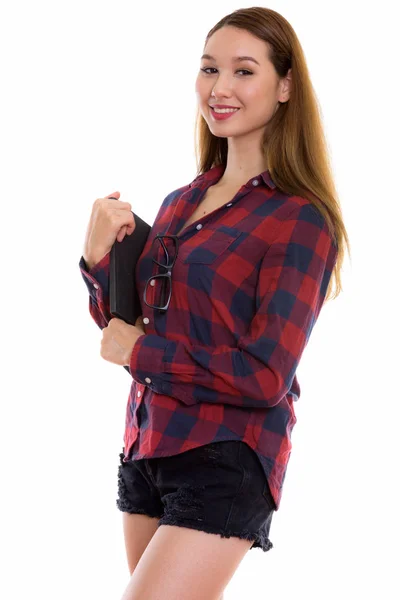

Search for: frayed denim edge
xmin=157 ymin=516 xmax=273 ymax=552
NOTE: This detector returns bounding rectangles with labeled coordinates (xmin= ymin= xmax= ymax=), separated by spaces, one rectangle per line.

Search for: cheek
xmin=243 ymin=83 xmax=266 ymax=102
xmin=195 ymin=77 xmax=206 ymax=99
xmin=245 ymin=87 xmax=274 ymax=115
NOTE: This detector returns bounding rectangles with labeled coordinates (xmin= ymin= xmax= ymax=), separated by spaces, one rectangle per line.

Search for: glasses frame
xmin=143 ymin=234 xmax=179 ymax=313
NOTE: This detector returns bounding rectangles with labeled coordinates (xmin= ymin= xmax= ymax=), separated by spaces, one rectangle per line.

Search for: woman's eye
xmin=200 ymin=67 xmax=253 ymax=76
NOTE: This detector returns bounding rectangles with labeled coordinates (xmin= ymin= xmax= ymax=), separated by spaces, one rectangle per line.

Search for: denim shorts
xmin=116 ymin=440 xmax=274 ymax=552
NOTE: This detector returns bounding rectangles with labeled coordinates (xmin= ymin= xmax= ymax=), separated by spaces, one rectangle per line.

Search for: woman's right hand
xmin=83 ymin=191 xmax=136 ymax=268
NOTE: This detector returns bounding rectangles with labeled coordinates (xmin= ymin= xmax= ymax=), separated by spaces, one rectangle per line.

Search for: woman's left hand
xmin=100 ymin=316 xmax=146 ymax=367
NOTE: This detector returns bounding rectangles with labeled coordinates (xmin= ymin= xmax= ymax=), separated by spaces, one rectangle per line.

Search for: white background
xmin=1 ymin=1 xmax=399 ymax=598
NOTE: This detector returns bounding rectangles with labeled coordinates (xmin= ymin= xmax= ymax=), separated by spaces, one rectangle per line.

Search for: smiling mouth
xmin=209 ymin=106 xmax=240 ymax=111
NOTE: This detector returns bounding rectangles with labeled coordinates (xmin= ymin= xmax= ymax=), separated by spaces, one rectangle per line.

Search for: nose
xmin=210 ymin=73 xmax=234 ymax=100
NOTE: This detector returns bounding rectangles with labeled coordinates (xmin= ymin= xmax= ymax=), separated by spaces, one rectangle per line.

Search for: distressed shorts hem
xmin=115 ymin=499 xmax=162 ymax=519
xmin=157 ymin=515 xmax=274 ymax=552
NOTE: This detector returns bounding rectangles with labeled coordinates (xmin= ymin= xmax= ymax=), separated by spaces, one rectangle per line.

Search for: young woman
xmin=80 ymin=6 xmax=350 ymax=600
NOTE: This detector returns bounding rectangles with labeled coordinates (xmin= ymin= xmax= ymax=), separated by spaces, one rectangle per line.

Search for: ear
xmin=280 ymin=68 xmax=292 ymax=103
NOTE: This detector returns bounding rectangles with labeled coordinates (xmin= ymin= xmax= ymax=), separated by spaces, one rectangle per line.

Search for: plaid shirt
xmin=79 ymin=164 xmax=338 ymax=510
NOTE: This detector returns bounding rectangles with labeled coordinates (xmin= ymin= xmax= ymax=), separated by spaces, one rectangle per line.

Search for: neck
xmin=216 ymin=131 xmax=268 ymax=188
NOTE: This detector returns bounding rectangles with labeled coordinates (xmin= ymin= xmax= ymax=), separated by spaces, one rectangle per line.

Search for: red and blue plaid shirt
xmin=79 ymin=164 xmax=338 ymax=510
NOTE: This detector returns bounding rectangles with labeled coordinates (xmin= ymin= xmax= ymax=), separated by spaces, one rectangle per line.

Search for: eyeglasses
xmin=143 ymin=234 xmax=179 ymax=313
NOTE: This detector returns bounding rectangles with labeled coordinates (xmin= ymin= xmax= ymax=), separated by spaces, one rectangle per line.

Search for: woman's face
xmin=195 ymin=26 xmax=290 ymax=139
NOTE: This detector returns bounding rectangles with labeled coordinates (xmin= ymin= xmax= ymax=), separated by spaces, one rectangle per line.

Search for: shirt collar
xmin=192 ymin=164 xmax=276 ymax=190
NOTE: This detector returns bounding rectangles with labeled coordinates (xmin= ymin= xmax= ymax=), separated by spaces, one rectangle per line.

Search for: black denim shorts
xmin=116 ymin=440 xmax=274 ymax=552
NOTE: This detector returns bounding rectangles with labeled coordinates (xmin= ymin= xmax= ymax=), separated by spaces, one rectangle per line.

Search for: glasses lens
xmin=158 ymin=275 xmax=171 ymax=308
xmin=145 ymin=274 xmax=171 ymax=309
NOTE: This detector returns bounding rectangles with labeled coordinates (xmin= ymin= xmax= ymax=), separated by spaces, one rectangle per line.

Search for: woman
xmin=79 ymin=6 xmax=350 ymax=600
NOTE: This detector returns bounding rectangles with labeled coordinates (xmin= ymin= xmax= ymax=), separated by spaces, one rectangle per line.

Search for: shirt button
xmin=226 ymin=203 xmax=232 ymax=207
xmin=150 ymin=279 xmax=156 ymax=286
xmin=252 ymin=179 xmax=259 ymax=186
xmin=137 ymin=390 xmax=142 ymax=397
xmin=143 ymin=317 xmax=149 ymax=324
xmin=93 ymin=283 xmax=99 ymax=289
xmin=196 ymin=223 xmax=203 ymax=230
xmin=145 ymin=377 xmax=152 ymax=384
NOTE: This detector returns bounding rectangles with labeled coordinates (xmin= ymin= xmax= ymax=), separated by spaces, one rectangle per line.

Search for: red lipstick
xmin=209 ymin=106 xmax=240 ymax=121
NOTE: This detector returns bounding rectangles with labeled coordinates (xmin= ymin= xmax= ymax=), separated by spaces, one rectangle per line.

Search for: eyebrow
xmin=201 ymin=53 xmax=260 ymax=66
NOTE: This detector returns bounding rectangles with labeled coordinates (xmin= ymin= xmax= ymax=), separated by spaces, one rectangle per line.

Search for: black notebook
xmin=109 ymin=211 xmax=151 ymax=374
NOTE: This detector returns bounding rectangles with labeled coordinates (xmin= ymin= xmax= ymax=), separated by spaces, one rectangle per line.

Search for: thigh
xmin=119 ymin=522 xmax=252 ymax=600
xmin=122 ymin=513 xmax=160 ymax=575
xmin=116 ymin=450 xmax=165 ymax=575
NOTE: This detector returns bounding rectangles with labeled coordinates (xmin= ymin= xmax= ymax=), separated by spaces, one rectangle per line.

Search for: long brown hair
xmin=194 ymin=7 xmax=351 ymax=302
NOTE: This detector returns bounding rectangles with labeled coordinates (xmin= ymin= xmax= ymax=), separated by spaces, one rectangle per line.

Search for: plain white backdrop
xmin=1 ymin=1 xmax=399 ymax=598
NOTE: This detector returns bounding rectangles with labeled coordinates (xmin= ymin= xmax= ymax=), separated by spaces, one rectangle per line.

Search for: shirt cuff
xmin=79 ymin=253 xmax=110 ymax=299
xmin=129 ymin=333 xmax=171 ymax=392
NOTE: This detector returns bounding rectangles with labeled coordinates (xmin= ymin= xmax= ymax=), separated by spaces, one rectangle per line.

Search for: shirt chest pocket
xmin=181 ymin=230 xmax=242 ymax=265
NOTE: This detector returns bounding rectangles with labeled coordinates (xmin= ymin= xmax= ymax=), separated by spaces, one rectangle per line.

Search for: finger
xmin=117 ymin=225 xmax=127 ymax=242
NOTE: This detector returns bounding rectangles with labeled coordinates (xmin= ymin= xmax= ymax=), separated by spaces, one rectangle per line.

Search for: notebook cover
xmin=109 ymin=212 xmax=151 ymax=374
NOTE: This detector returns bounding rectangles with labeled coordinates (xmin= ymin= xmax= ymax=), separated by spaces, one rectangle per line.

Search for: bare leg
xmin=122 ymin=513 xmax=160 ymax=574
xmin=119 ymin=524 xmax=252 ymax=600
